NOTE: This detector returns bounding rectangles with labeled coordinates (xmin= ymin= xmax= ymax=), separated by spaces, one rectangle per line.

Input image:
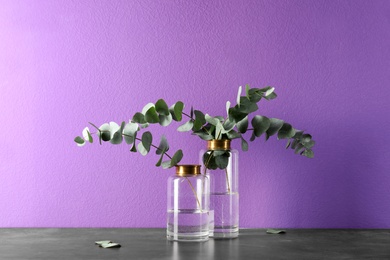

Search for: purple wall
xmin=1 ymin=0 xmax=389 ymax=228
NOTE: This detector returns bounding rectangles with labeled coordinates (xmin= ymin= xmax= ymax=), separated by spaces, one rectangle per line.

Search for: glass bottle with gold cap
xmin=200 ymin=139 xmax=239 ymax=238
xmin=167 ymin=165 xmax=210 ymax=242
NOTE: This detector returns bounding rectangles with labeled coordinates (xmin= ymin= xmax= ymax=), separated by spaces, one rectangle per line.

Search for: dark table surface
xmin=0 ymin=228 xmax=389 ymax=259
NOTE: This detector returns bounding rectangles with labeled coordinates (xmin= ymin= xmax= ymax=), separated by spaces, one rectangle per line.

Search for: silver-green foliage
xmin=74 ymin=100 xmax=185 ymax=169
xmin=74 ymin=85 xmax=315 ymax=169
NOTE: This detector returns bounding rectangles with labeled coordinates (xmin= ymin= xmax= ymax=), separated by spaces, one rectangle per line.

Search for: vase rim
xmin=207 ymin=139 xmax=231 ymax=150
xmin=175 ymin=165 xmax=201 ymax=176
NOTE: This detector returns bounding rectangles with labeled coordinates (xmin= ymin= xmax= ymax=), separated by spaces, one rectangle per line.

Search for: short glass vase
xmin=167 ymin=165 xmax=210 ymax=242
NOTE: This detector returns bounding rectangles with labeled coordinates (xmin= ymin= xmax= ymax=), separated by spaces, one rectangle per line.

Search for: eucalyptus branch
xmin=75 ymin=84 xmax=315 ymax=172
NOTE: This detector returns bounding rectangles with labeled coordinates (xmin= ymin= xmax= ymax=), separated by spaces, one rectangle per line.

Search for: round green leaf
xmin=74 ymin=136 xmax=85 ymax=146
xmin=171 ymin=149 xmax=183 ymax=166
xmin=98 ymin=123 xmax=111 ymax=142
xmin=159 ymin=114 xmax=172 ymax=126
xmin=205 ymin=114 xmax=220 ymax=126
xmin=137 ymin=142 xmax=148 ymax=156
xmin=123 ymin=122 xmax=138 ymax=145
xmin=266 ymin=118 xmax=284 ymax=140
xmin=237 ymin=97 xmax=258 ymax=114
xmin=155 ymin=99 xmax=170 ymax=116
xmin=132 ymin=113 xmax=147 ymax=124
xmin=141 ymin=131 xmax=153 ymax=153
xmin=169 ymin=101 xmax=184 ymax=121
xmin=277 ymin=123 xmax=296 ymax=139
xmin=237 ymin=116 xmax=248 ymax=134
xmin=145 ymin=107 xmax=159 ymax=123
xmin=215 ymin=153 xmax=229 ymax=169
xmin=177 ymin=120 xmax=194 ymax=132
xmin=251 ymin=115 xmax=270 ymax=137
xmin=228 ymin=107 xmax=247 ymax=123
xmin=203 ymin=152 xmax=218 ymax=170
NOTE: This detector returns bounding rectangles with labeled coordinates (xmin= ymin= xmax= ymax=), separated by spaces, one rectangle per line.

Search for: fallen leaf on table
xmin=266 ymin=229 xmax=286 ymax=234
xmin=95 ymin=240 xmax=121 ymax=248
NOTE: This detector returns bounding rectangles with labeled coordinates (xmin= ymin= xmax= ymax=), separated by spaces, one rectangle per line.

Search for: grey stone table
xmin=0 ymin=228 xmax=389 ymax=259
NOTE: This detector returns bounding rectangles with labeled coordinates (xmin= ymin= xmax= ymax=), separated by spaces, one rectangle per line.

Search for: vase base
xmin=210 ymin=228 xmax=239 ymax=239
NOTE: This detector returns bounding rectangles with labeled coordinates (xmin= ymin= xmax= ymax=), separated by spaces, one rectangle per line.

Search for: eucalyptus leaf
xmin=95 ymin=241 xmax=112 ymax=245
xmin=205 ymin=114 xmax=221 ymax=126
xmin=169 ymin=101 xmax=184 ymax=121
xmin=264 ymin=92 xmax=277 ymax=100
xmin=237 ymin=97 xmax=258 ymax=114
xmin=226 ymin=101 xmax=231 ymax=116
xmin=145 ymin=106 xmax=160 ymax=124
xmin=203 ymin=152 xmax=218 ymax=170
xmin=302 ymin=149 xmax=314 ymax=158
xmin=294 ymin=143 xmax=304 ymax=154
xmin=236 ymin=86 xmax=242 ymax=106
xmin=130 ymin=142 xmax=137 ymax=152
xmin=304 ymin=140 xmax=315 ymax=149
xmin=141 ymin=131 xmax=152 ymax=153
xmin=237 ymin=116 xmax=248 ymax=134
xmin=99 ymin=123 xmax=111 ymax=142
xmin=161 ymin=160 xmax=172 ymax=169
xmin=286 ymin=139 xmax=291 ymax=149
xmin=215 ymin=153 xmax=229 ymax=169
xmin=222 ymin=120 xmax=235 ymax=133
xmin=141 ymin=103 xmax=154 ymax=115
xmin=266 ymin=229 xmax=286 ymax=234
xmin=171 ymin=149 xmax=183 ymax=166
xmin=82 ymin=127 xmax=91 ymax=142
xmin=109 ymin=122 xmax=122 ymax=144
xmin=101 ymin=243 xmax=121 ymax=248
xmin=162 ymin=150 xmax=183 ymax=169
xmin=155 ymin=149 xmax=166 ymax=167
xmin=87 ymin=131 xmax=93 ymax=143
xmin=301 ymin=134 xmax=312 ymax=144
xmin=291 ymin=138 xmax=299 ymax=149
xmin=123 ymin=122 xmax=138 ymax=145
xmin=193 ymin=110 xmax=206 ymax=131
xmin=155 ymin=99 xmax=170 ymax=116
xmin=109 ymin=122 xmax=120 ymax=138
xmin=251 ymin=115 xmax=271 ymax=137
xmin=241 ymin=137 xmax=248 ymax=151
xmin=248 ymin=88 xmax=262 ymax=103
xmin=250 ymin=131 xmax=256 ymax=142
xmin=74 ymin=136 xmax=85 ymax=146
xmin=245 ymin=84 xmax=250 ymax=98
xmin=228 ymin=107 xmax=247 ymax=123
xmin=110 ymin=131 xmax=123 ymax=144
xmin=277 ymin=123 xmax=296 ymax=139
xmin=192 ymin=130 xmax=214 ymax=141
xmin=159 ymin=114 xmax=173 ymax=126
xmin=226 ymin=130 xmax=241 ymax=139
xmin=266 ymin=118 xmax=284 ymax=140
xmin=156 ymin=135 xmax=169 ymax=155
xmin=132 ymin=112 xmax=147 ymax=124
xmin=265 ymin=87 xmax=275 ymax=97
xmin=177 ymin=120 xmax=194 ymax=132
xmin=137 ymin=142 xmax=148 ymax=156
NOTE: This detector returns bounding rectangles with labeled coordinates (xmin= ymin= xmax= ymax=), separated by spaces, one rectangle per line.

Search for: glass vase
xmin=200 ymin=139 xmax=239 ymax=239
xmin=167 ymin=165 xmax=210 ymax=242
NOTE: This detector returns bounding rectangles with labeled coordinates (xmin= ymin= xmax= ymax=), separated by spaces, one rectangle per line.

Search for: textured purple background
xmin=1 ymin=0 xmax=389 ymax=228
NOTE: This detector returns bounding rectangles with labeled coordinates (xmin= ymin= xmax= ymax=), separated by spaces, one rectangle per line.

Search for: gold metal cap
xmin=207 ymin=139 xmax=231 ymax=150
xmin=175 ymin=165 xmax=201 ymax=176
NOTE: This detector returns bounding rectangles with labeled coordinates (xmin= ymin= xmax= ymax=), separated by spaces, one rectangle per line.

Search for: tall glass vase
xmin=200 ymin=139 xmax=239 ymax=239
xmin=167 ymin=165 xmax=210 ymax=242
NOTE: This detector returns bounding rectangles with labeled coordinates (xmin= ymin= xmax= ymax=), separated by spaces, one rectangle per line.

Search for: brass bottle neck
xmin=175 ymin=165 xmax=201 ymax=176
xmin=207 ymin=139 xmax=231 ymax=151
